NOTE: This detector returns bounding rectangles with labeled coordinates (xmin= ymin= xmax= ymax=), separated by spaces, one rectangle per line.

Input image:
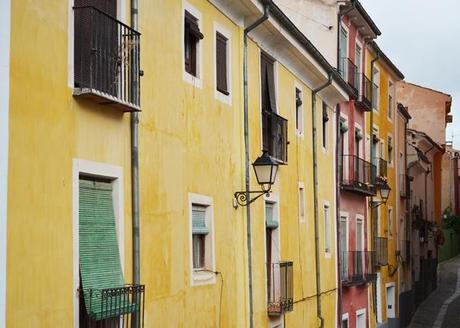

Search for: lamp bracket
xmin=234 ymin=190 xmax=271 ymax=207
xmin=370 ymin=200 xmax=386 ymax=208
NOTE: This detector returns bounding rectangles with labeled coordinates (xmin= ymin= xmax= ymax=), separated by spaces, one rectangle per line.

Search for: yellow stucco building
xmin=2 ymin=0 xmax=354 ymax=327
xmin=366 ymin=41 xmax=405 ymax=328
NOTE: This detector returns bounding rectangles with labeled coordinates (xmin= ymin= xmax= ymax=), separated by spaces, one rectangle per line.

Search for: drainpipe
xmin=312 ymin=73 xmax=332 ymax=328
xmin=243 ymin=5 xmax=270 ymax=328
xmin=369 ymin=52 xmax=380 ymax=322
xmin=131 ymin=0 xmax=141 ymax=287
xmin=335 ymin=102 xmax=343 ymax=328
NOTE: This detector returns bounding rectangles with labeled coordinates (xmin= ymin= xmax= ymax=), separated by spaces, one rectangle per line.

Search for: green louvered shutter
xmin=79 ymin=179 xmax=129 ymax=320
xmin=192 ymin=205 xmax=209 ymax=234
xmin=265 ymin=202 xmax=278 ymax=229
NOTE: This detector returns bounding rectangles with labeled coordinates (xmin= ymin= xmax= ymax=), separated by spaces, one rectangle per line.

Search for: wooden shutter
xmin=79 ymin=179 xmax=126 ymax=320
xmin=184 ymin=11 xmax=203 ymax=76
xmin=216 ymin=32 xmax=228 ymax=95
xmin=74 ymin=0 xmax=118 ymax=95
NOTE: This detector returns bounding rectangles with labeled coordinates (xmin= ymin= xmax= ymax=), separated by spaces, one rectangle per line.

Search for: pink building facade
xmin=337 ymin=2 xmax=380 ymax=327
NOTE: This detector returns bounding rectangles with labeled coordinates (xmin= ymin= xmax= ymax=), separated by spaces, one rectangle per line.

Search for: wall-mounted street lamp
xmin=234 ymin=152 xmax=279 ymax=207
xmin=370 ymin=183 xmax=391 ymax=208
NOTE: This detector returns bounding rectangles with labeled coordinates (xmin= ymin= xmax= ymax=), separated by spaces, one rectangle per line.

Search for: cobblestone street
xmin=410 ymin=256 xmax=460 ymax=327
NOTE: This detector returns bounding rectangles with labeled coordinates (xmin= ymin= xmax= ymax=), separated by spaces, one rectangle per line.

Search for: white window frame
xmin=183 ymin=1 xmax=203 ymax=89
xmin=298 ymin=182 xmax=306 ymax=223
xmin=295 ymin=82 xmax=304 ymax=137
xmin=342 ymin=313 xmax=349 ymax=328
xmin=323 ymin=201 xmax=331 ymax=258
xmin=68 ymin=0 xmax=127 ymax=88
xmin=356 ymin=308 xmax=367 ymax=328
xmin=213 ymin=22 xmax=232 ymax=105
xmin=355 ymin=39 xmax=363 ymax=94
xmin=72 ymin=159 xmax=125 ymax=328
xmin=354 ymin=122 xmax=363 ymax=157
xmin=339 ymin=23 xmax=349 ymax=80
xmin=189 ymin=193 xmax=216 ymax=286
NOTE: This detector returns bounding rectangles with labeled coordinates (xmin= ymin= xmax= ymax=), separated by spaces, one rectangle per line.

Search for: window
xmin=339 ymin=26 xmax=348 ymax=79
xmin=79 ymin=178 xmax=143 ymax=325
xmin=388 ymin=81 xmax=394 ymax=119
xmin=355 ymin=128 xmax=362 ymax=158
xmin=189 ymin=194 xmax=214 ymax=285
xmin=388 ymin=208 xmax=393 ymax=238
xmin=261 ymin=53 xmax=287 ymax=162
xmin=192 ymin=205 xmax=208 ymax=269
xmin=322 ymin=102 xmax=329 ymax=150
xmin=356 ymin=218 xmax=363 ymax=251
xmin=184 ymin=10 xmax=203 ymax=77
xmin=295 ymin=87 xmax=303 ymax=136
xmin=298 ymin=184 xmax=305 ymax=222
xmin=339 ymin=215 xmax=348 ymax=280
xmin=388 ymin=136 xmax=393 ymax=165
xmin=265 ymin=201 xmax=279 ymax=303
xmin=372 ymin=67 xmax=380 ymax=110
xmin=215 ymin=32 xmax=229 ymax=95
xmin=356 ymin=310 xmax=366 ymax=328
xmin=261 ymin=52 xmax=276 ymax=113
xmin=355 ymin=44 xmax=362 ymax=94
xmin=342 ymin=314 xmax=349 ymax=328
xmin=324 ymin=205 xmax=330 ymax=254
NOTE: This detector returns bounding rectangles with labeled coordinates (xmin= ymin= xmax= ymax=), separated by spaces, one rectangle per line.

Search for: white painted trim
xmin=385 ymin=282 xmax=396 ymax=319
xmin=213 ymin=22 xmax=232 ymax=105
xmin=376 ymin=272 xmax=383 ymax=323
xmin=372 ymin=66 xmax=380 ymax=112
xmin=72 ymin=159 xmax=125 ymax=328
xmin=298 ymin=182 xmax=306 ymax=223
xmin=188 ymin=193 xmax=216 ymax=286
xmin=356 ymin=308 xmax=367 ymax=328
xmin=0 ymin=0 xmax=10 ymax=325
xmin=183 ymin=1 xmax=203 ymax=89
xmin=341 ymin=313 xmax=349 ymax=327
xmin=340 ymin=211 xmax=350 ymax=254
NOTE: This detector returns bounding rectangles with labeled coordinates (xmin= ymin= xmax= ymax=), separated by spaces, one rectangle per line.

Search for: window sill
xmin=215 ymin=89 xmax=232 ymax=106
xmin=73 ymin=87 xmax=140 ymax=112
xmin=183 ymin=71 xmax=203 ymax=89
xmin=191 ymin=269 xmax=216 ymax=286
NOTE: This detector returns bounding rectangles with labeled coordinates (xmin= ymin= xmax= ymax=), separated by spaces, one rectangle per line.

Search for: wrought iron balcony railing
xmin=267 ymin=261 xmax=293 ymax=316
xmin=356 ymin=74 xmax=373 ymax=111
xmin=374 ymin=237 xmax=388 ymax=267
xmin=341 ymin=251 xmax=376 ymax=285
xmin=340 ymin=155 xmax=376 ymax=196
xmin=81 ymin=284 xmax=145 ymax=327
xmin=74 ymin=6 xmax=141 ymax=111
xmin=262 ymin=110 xmax=288 ymax=163
xmin=339 ymin=57 xmax=359 ymax=95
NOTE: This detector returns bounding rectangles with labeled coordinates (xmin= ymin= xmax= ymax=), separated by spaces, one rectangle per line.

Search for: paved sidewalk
xmin=409 ymin=255 xmax=460 ymax=328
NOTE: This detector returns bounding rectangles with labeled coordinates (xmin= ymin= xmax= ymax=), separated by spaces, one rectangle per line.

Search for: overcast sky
xmin=359 ymin=0 xmax=460 ymax=148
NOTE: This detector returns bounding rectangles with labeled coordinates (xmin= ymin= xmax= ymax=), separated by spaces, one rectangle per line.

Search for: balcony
xmin=356 ymin=74 xmax=374 ymax=111
xmin=340 ymin=155 xmax=376 ymax=196
xmin=375 ymin=237 xmax=388 ymax=267
xmin=74 ymin=6 xmax=141 ymax=112
xmin=341 ymin=251 xmax=377 ymax=286
xmin=339 ymin=57 xmax=359 ymax=96
xmin=81 ymin=284 xmax=145 ymax=327
xmin=267 ymin=261 xmax=293 ymax=316
xmin=262 ymin=111 xmax=288 ymax=163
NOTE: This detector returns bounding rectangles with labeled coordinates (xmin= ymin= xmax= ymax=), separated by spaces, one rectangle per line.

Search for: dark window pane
xmin=192 ymin=234 xmax=205 ymax=269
